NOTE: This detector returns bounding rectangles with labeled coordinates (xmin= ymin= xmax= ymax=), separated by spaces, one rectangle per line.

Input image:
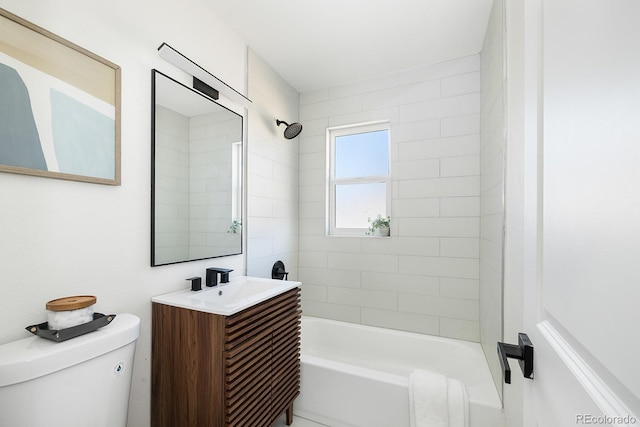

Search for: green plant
xmin=228 ymin=219 xmax=242 ymax=234
xmin=366 ymin=214 xmax=391 ymax=235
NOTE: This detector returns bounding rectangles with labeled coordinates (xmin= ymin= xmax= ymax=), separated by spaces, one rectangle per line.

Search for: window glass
xmin=335 ymin=182 xmax=386 ymax=228
xmin=335 ymin=130 xmax=389 ymax=178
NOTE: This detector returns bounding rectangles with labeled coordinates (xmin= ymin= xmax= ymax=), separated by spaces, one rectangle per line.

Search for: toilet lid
xmin=46 ymin=295 xmax=96 ymax=311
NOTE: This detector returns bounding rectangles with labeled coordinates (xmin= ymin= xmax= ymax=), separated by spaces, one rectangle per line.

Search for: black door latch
xmin=497 ymin=333 xmax=534 ymax=384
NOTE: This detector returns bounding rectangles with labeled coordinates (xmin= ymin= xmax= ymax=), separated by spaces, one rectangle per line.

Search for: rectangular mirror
xmin=151 ymin=69 xmax=242 ymax=266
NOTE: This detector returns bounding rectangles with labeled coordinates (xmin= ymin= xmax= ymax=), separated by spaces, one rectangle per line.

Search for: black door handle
xmin=497 ymin=333 xmax=534 ymax=384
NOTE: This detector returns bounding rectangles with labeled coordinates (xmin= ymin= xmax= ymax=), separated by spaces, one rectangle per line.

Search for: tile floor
xmin=272 ymin=413 xmax=328 ymax=427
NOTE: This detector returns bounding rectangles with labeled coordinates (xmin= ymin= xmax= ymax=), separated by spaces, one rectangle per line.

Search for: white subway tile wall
xmin=246 ymin=50 xmax=300 ymax=279
xmin=298 ymin=55 xmax=482 ymax=341
xmin=479 ymin=0 xmax=506 ymax=395
xmin=154 ymin=106 xmax=190 ymax=264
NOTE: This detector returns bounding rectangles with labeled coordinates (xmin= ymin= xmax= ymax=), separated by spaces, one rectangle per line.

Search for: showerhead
xmin=276 ymin=119 xmax=303 ymax=139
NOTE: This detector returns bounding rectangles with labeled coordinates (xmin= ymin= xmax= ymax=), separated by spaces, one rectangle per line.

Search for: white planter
xmin=376 ymin=226 xmax=390 ymax=237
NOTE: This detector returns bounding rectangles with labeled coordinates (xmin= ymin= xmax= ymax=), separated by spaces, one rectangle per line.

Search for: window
xmin=231 ymin=141 xmax=242 ymax=224
xmin=327 ymin=121 xmax=390 ymax=235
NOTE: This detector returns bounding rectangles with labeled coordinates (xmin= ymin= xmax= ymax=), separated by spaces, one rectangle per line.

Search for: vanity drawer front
xmin=224 ymin=288 xmax=300 ymax=346
xmin=272 ymin=307 xmax=301 ymax=421
xmin=222 ymin=287 xmax=300 ymax=427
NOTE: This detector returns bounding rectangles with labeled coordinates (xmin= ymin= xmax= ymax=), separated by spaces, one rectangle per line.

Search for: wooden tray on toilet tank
xmin=26 ymin=313 xmax=116 ymax=342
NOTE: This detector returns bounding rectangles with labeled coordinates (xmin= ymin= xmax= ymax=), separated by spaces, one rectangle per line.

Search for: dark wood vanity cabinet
xmin=152 ymin=287 xmax=301 ymax=427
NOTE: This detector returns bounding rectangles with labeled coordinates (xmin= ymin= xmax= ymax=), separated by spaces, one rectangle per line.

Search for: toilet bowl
xmin=0 ymin=313 xmax=140 ymax=427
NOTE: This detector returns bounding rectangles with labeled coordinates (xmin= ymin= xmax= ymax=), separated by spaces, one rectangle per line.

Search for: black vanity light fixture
xmin=276 ymin=119 xmax=303 ymax=139
xmin=157 ymin=42 xmax=252 ymax=108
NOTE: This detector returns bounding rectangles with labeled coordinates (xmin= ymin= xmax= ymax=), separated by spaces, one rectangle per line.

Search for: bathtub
xmin=294 ymin=316 xmax=504 ymax=427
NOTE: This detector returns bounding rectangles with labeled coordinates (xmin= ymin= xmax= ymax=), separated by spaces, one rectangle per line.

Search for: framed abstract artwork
xmin=0 ymin=8 xmax=121 ymax=185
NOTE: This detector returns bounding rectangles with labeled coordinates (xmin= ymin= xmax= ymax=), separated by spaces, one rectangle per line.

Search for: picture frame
xmin=0 ymin=7 xmax=121 ymax=185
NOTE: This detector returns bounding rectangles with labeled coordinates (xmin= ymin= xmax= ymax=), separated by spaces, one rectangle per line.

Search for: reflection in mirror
xmin=151 ymin=69 xmax=242 ymax=266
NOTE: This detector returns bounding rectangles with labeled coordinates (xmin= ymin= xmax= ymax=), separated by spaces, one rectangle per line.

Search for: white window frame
xmin=231 ymin=141 xmax=242 ymax=222
xmin=326 ymin=121 xmax=391 ymax=236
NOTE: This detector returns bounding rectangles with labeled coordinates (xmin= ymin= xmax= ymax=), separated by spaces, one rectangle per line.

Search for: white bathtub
xmin=294 ymin=316 xmax=504 ymax=427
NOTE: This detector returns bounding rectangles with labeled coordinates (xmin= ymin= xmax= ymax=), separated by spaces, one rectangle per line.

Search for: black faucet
xmin=186 ymin=277 xmax=202 ymax=291
xmin=205 ymin=268 xmax=233 ymax=287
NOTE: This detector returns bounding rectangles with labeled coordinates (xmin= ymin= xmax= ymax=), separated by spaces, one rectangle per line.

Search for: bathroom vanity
xmin=151 ymin=277 xmax=301 ymax=427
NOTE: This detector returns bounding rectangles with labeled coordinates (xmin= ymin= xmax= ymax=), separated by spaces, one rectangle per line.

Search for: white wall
xmin=0 ymin=2 xmax=247 ymax=426
xmin=298 ymin=56 xmax=482 ymax=341
xmin=246 ymin=49 xmax=299 ymax=279
xmin=479 ymin=0 xmax=507 ymax=400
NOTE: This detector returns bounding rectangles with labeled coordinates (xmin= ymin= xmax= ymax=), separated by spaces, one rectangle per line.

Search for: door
xmin=513 ymin=1 xmax=640 ymax=426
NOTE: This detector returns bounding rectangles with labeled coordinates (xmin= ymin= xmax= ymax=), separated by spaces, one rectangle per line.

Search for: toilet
xmin=0 ymin=313 xmax=140 ymax=427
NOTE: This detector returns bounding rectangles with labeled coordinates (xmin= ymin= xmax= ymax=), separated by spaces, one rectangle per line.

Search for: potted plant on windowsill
xmin=228 ymin=219 xmax=242 ymax=234
xmin=366 ymin=214 xmax=391 ymax=236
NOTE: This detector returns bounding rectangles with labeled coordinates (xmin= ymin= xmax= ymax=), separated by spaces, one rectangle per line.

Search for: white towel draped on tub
xmin=409 ymin=369 xmax=469 ymax=427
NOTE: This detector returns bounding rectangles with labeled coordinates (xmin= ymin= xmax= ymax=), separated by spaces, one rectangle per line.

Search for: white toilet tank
xmin=0 ymin=313 xmax=140 ymax=427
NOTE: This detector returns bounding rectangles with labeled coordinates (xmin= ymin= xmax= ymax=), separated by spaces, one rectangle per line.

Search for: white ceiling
xmin=206 ymin=0 xmax=494 ymax=93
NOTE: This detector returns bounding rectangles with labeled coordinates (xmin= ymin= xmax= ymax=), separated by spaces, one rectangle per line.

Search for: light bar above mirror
xmin=158 ymin=42 xmax=251 ymax=108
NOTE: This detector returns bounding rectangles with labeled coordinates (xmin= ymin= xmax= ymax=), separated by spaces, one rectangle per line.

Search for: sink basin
xmin=151 ymin=276 xmax=301 ymax=316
